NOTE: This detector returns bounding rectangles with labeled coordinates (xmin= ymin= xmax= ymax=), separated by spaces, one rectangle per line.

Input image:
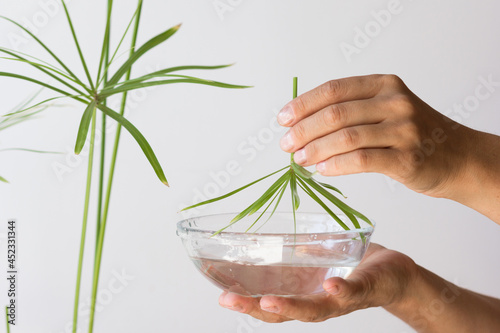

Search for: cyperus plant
xmin=1 ymin=92 xmax=62 ymax=183
xmin=1 ymin=1 xmax=249 ymax=332
xmin=182 ymin=77 xmax=372 ymax=236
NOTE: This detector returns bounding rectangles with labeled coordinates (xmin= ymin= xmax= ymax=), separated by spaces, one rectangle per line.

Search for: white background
xmin=1 ymin=0 xmax=500 ymax=332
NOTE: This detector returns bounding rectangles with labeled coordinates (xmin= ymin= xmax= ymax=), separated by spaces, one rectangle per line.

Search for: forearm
xmin=446 ymin=128 xmax=500 ymax=224
xmin=383 ymin=265 xmax=500 ymax=332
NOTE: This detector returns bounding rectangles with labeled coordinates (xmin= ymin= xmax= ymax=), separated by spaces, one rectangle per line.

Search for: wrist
xmin=382 ymin=265 xmax=463 ymax=332
xmin=445 ymin=127 xmax=500 ymax=222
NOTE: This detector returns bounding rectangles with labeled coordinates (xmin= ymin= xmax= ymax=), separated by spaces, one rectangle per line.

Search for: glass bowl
xmin=177 ymin=212 xmax=374 ymax=297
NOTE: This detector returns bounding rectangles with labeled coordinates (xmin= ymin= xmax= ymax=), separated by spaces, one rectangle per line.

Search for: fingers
xmin=219 ymin=291 xmax=290 ymax=323
xmin=280 ymin=98 xmax=388 ymax=153
xmin=324 ymin=277 xmax=368 ymax=300
xmin=259 ymin=295 xmax=335 ymax=322
xmin=277 ymin=75 xmax=386 ymax=127
xmin=316 ymin=148 xmax=402 ymax=177
xmin=291 ymin=123 xmax=395 ymax=166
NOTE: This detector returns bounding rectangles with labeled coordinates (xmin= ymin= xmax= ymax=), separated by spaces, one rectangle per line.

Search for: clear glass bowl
xmin=177 ymin=212 xmax=374 ymax=297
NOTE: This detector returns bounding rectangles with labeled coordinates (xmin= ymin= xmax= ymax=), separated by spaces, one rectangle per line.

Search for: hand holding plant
xmin=182 ymin=78 xmax=372 ymax=235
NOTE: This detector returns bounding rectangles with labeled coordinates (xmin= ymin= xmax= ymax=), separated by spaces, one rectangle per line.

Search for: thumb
xmin=323 ymin=276 xmax=373 ymax=302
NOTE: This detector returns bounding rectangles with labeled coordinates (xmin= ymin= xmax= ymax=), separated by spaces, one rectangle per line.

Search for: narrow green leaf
xmin=3 ymin=96 xmax=72 ymax=118
xmin=0 ymin=16 xmax=84 ymax=86
xmin=74 ymin=101 xmax=97 ymax=154
xmin=315 ymin=180 xmax=346 ymax=198
xmin=180 ymin=166 xmax=289 ymax=211
xmin=302 ymin=176 xmax=372 ymax=226
xmin=296 ymin=177 xmax=350 ymax=231
xmin=97 ymin=4 xmax=140 ymax=88
xmin=245 ymin=170 xmax=291 ymax=216
xmin=0 ymin=148 xmax=62 ymax=154
xmin=235 ymin=179 xmax=281 ymax=232
xmin=6 ymin=86 xmax=43 ymax=113
xmin=290 ymin=173 xmax=300 ymax=210
xmin=0 ymin=175 xmax=9 ymax=183
xmin=0 ymin=72 xmax=88 ymax=103
xmin=61 ymin=1 xmax=95 ymax=91
xmin=227 ymin=171 xmax=290 ymax=225
xmin=0 ymin=52 xmax=89 ymax=95
xmin=100 ymin=76 xmax=251 ymax=97
xmin=253 ymin=180 xmax=289 ymax=233
xmin=107 ymin=23 xmax=182 ymax=86
xmin=211 ymin=172 xmax=291 ymax=237
xmin=338 ymin=207 xmax=366 ymax=242
xmin=96 ymin=0 xmax=114 ymax=85
xmin=105 ymin=64 xmax=234 ymax=88
xmin=245 ymin=181 xmax=287 ymax=233
xmin=291 ymin=162 xmax=314 ymax=179
xmin=96 ymin=103 xmax=169 ymax=186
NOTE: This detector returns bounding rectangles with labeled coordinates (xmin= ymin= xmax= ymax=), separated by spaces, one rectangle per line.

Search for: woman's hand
xmin=278 ymin=75 xmax=474 ymax=198
xmin=219 ymin=244 xmax=500 ymax=332
xmin=277 ymin=74 xmax=500 ymax=223
xmin=218 ymin=244 xmax=419 ymax=323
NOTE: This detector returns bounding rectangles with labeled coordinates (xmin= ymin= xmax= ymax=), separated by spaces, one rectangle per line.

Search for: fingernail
xmin=326 ymin=284 xmax=339 ymax=295
xmin=277 ymin=106 xmax=294 ymax=126
xmin=230 ymin=305 xmax=244 ymax=312
xmin=280 ymin=132 xmax=294 ymax=151
xmin=260 ymin=299 xmax=279 ymax=313
xmin=294 ymin=149 xmax=306 ymax=164
xmin=316 ymin=162 xmax=326 ymax=173
xmin=261 ymin=306 xmax=279 ymax=313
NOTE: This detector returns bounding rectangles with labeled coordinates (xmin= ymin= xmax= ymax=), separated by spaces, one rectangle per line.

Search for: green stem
xmin=88 ymin=1 xmax=143 ymax=331
xmin=290 ymin=77 xmax=298 ymax=165
xmin=96 ymin=0 xmax=113 ymax=261
xmin=72 ymin=107 xmax=97 ymax=333
xmin=5 ymin=306 xmax=9 ymax=333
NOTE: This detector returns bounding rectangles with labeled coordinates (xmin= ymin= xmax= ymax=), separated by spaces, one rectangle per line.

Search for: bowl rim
xmin=176 ymin=212 xmax=375 ymax=240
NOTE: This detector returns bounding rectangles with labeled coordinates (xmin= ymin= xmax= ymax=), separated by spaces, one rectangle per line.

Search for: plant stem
xmin=96 ymin=0 xmax=113 ymax=260
xmin=72 ymin=107 xmax=97 ymax=333
xmin=88 ymin=1 xmax=143 ymax=331
xmin=5 ymin=306 xmax=10 ymax=333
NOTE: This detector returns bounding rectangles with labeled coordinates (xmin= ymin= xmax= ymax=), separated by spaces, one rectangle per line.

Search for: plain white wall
xmin=1 ymin=0 xmax=500 ymax=332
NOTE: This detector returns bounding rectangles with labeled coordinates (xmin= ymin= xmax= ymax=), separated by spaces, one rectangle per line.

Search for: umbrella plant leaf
xmin=296 ymin=177 xmax=350 ymax=231
xmin=74 ymin=100 xmax=97 ymax=154
xmin=180 ymin=166 xmax=289 ymax=211
xmin=105 ymin=64 xmax=234 ymax=89
xmin=96 ymin=103 xmax=169 ymax=186
xmin=302 ymin=176 xmax=372 ymax=226
xmin=101 ymin=77 xmax=251 ymax=97
xmin=0 ymin=16 xmax=83 ymax=85
xmin=107 ymin=23 xmax=181 ymax=86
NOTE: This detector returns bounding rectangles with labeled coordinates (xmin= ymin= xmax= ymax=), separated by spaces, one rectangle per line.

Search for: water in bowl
xmin=191 ymin=256 xmax=359 ymax=297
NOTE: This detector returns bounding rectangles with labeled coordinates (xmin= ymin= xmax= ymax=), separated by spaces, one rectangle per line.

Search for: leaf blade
xmin=180 ymin=166 xmax=289 ymax=211
xmin=101 ymin=77 xmax=251 ymax=97
xmin=303 ymin=176 xmax=372 ymax=226
xmin=107 ymin=23 xmax=181 ymax=86
xmin=96 ymin=103 xmax=168 ymax=186
xmin=296 ymin=177 xmax=350 ymax=231
xmin=74 ymin=100 xmax=97 ymax=154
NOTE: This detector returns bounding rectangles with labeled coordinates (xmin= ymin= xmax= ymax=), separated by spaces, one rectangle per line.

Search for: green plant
xmin=1 ymin=91 xmax=62 ymax=182
xmin=1 ymin=1 xmax=249 ymax=332
xmin=182 ymin=77 xmax=372 ymax=236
